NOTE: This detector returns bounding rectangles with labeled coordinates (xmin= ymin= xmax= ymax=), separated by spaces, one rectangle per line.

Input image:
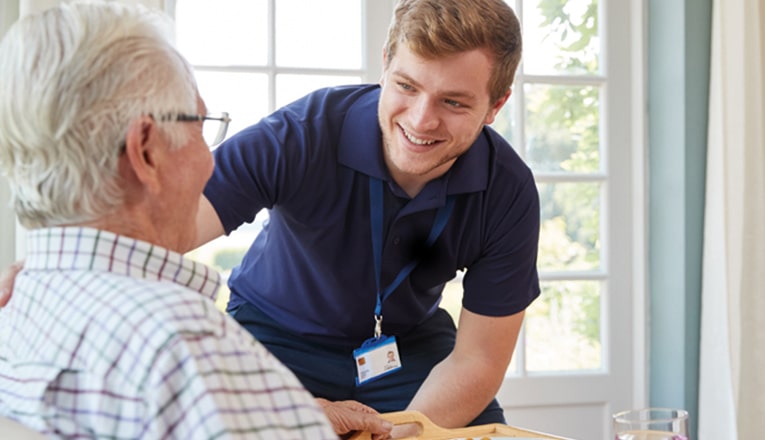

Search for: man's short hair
xmin=384 ymin=0 xmax=522 ymax=103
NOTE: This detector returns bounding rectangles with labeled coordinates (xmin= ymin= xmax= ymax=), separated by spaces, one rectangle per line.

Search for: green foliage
xmin=537 ymin=0 xmax=599 ymax=73
xmin=212 ymin=248 xmax=248 ymax=272
xmin=529 ymin=0 xmax=602 ymax=364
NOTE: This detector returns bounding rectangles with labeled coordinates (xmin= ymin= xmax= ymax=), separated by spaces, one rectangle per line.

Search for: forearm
xmin=406 ymin=353 xmax=506 ymax=428
xmin=405 ymin=309 xmax=524 ymax=429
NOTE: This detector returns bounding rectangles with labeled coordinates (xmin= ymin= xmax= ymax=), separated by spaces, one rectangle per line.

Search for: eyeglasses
xmin=158 ymin=112 xmax=231 ymax=146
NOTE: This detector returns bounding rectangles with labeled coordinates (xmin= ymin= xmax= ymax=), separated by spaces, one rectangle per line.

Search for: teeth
xmin=403 ymin=129 xmax=436 ymax=145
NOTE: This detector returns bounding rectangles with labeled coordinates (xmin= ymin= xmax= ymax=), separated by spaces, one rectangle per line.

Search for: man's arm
xmin=189 ymin=195 xmax=226 ymax=252
xmin=406 ymin=308 xmax=525 ymax=428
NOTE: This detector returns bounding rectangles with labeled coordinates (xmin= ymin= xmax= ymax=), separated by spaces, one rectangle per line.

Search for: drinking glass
xmin=612 ymin=408 xmax=689 ymax=440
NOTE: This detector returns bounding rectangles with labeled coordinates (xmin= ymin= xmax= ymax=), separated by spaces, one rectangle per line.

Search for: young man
xmin=194 ymin=0 xmax=540 ymax=429
xmin=0 ymin=3 xmax=390 ymax=438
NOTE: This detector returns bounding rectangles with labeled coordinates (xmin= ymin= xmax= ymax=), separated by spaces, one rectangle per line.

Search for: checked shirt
xmin=0 ymin=227 xmax=336 ymax=439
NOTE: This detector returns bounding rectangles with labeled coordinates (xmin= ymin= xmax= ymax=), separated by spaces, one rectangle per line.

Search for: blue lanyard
xmin=369 ymin=177 xmax=455 ymax=337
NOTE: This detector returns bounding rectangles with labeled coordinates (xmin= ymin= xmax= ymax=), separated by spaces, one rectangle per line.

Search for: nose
xmin=409 ymin=96 xmax=440 ymax=132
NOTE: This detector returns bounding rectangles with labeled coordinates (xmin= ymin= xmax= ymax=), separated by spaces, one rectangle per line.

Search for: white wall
xmin=0 ymin=2 xmax=19 ymax=269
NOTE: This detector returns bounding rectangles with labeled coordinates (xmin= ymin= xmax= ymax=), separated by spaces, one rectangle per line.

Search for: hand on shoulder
xmin=0 ymin=261 xmax=23 ymax=307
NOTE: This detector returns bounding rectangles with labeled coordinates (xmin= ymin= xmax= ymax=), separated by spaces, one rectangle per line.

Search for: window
xmin=512 ymin=0 xmax=605 ymax=374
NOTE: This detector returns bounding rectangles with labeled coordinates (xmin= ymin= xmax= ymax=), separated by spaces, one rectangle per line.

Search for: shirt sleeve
xmin=461 ymin=166 xmax=542 ymax=317
xmin=141 ymin=314 xmax=336 ymax=439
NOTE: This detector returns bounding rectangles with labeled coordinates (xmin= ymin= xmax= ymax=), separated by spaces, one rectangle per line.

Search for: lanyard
xmin=368 ymin=177 xmax=455 ymax=338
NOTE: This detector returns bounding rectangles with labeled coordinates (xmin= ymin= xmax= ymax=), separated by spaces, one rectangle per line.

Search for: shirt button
xmin=393 ymin=237 xmax=401 ymax=245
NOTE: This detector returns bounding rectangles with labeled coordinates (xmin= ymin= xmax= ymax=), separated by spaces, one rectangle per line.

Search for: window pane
xmin=489 ymin=100 xmax=518 ymax=153
xmin=275 ymin=0 xmax=362 ymax=69
xmin=194 ymin=71 xmax=269 ymax=142
xmin=176 ymin=0 xmax=268 ymax=66
xmin=522 ymin=0 xmax=599 ymax=75
xmin=525 ymin=280 xmax=602 ymax=372
xmin=525 ymin=83 xmax=600 ymax=173
xmin=276 ymin=74 xmax=362 ymax=108
xmin=537 ymin=182 xmax=601 ymax=271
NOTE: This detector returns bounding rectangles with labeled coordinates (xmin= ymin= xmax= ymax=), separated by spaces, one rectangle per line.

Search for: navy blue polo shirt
xmin=204 ymin=84 xmax=540 ymax=346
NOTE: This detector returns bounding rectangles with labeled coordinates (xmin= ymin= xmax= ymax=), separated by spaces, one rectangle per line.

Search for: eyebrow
xmin=393 ymin=70 xmax=478 ymax=101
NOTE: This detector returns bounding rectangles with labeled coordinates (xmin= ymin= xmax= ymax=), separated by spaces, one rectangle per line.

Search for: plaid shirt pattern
xmin=0 ymin=227 xmax=336 ymax=439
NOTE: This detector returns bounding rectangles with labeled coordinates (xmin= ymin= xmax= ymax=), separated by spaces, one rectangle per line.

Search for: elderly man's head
xmin=0 ymin=2 xmax=214 ymax=251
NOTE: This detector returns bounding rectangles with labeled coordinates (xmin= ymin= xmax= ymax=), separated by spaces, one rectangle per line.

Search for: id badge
xmin=353 ymin=335 xmax=402 ymax=385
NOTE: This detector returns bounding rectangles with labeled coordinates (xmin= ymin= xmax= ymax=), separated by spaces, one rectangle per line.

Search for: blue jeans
xmin=231 ymin=302 xmax=506 ymax=425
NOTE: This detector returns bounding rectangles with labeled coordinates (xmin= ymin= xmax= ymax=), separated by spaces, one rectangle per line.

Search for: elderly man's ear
xmin=0 ymin=261 xmax=23 ymax=307
xmin=122 ymin=116 xmax=164 ymax=195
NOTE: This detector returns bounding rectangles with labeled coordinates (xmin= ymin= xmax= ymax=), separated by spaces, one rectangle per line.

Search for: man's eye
xmin=445 ymin=99 xmax=463 ymax=108
xmin=397 ymin=82 xmax=414 ymax=91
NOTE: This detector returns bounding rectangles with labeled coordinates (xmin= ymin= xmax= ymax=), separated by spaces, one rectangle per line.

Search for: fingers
xmin=358 ymin=413 xmax=394 ymax=438
xmin=316 ymin=398 xmax=393 ymax=437
xmin=0 ymin=260 xmax=23 ymax=307
xmin=334 ymin=400 xmax=380 ymax=415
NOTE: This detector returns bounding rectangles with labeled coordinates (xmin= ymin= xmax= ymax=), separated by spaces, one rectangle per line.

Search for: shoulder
xmin=286 ymin=83 xmax=379 ymax=113
xmin=73 ymin=275 xmax=229 ymax=366
xmin=113 ymin=277 xmax=226 ymax=338
xmin=483 ymin=126 xmax=535 ymax=183
xmin=220 ymin=84 xmax=379 ymax=155
xmin=275 ymin=84 xmax=380 ymax=136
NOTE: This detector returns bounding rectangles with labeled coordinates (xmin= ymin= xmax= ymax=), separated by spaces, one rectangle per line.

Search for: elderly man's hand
xmin=0 ymin=261 xmax=22 ymax=307
xmin=315 ymin=398 xmax=393 ymax=440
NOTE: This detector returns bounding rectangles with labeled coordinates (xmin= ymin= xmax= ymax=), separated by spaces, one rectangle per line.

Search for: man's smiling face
xmin=378 ymin=44 xmax=509 ymax=195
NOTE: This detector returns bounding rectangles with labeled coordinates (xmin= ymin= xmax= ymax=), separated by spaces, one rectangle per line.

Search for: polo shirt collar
xmin=337 ymin=86 xmax=490 ymax=199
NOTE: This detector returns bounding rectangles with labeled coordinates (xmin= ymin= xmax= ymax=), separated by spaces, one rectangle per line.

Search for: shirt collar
xmin=24 ymin=227 xmax=221 ymax=301
xmin=337 ymin=86 xmax=491 ymax=198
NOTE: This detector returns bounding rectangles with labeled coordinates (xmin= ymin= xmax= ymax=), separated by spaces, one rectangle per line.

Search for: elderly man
xmin=0 ymin=2 xmax=390 ymax=439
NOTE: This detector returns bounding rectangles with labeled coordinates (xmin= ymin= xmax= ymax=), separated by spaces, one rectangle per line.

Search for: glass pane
xmin=275 ymin=0 xmax=362 ymax=69
xmin=522 ymin=0 xmax=599 ymax=75
xmin=525 ymin=83 xmax=600 ymax=173
xmin=488 ymin=99 xmax=518 ymax=152
xmin=537 ymin=182 xmax=601 ymax=271
xmin=441 ymin=278 xmax=463 ymax=323
xmin=276 ymin=74 xmax=362 ymax=108
xmin=194 ymin=71 xmax=269 ymax=142
xmin=176 ymin=0 xmax=268 ymax=66
xmin=525 ymin=280 xmax=602 ymax=372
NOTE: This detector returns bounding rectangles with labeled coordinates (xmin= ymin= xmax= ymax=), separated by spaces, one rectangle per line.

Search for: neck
xmin=387 ymin=160 xmax=457 ymax=199
xmin=394 ymin=176 xmax=427 ymax=198
xmin=78 ymin=207 xmax=165 ymax=250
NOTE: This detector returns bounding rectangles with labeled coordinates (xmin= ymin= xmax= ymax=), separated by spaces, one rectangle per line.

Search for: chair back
xmin=0 ymin=416 xmax=47 ymax=440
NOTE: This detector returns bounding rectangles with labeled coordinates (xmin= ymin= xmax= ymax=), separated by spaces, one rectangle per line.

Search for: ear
xmin=123 ymin=116 xmax=163 ymax=194
xmin=484 ymin=89 xmax=512 ymax=125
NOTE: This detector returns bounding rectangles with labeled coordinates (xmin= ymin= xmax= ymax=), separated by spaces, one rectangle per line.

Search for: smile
xmin=401 ymin=127 xmax=438 ymax=146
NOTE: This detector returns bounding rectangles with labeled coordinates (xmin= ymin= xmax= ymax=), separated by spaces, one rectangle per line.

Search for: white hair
xmin=0 ymin=1 xmax=198 ymax=228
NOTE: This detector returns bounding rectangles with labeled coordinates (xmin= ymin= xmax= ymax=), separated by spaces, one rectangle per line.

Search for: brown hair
xmin=384 ymin=0 xmax=522 ymax=103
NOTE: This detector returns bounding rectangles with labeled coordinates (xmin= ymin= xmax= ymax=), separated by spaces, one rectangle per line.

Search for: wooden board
xmin=348 ymin=410 xmax=573 ymax=440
